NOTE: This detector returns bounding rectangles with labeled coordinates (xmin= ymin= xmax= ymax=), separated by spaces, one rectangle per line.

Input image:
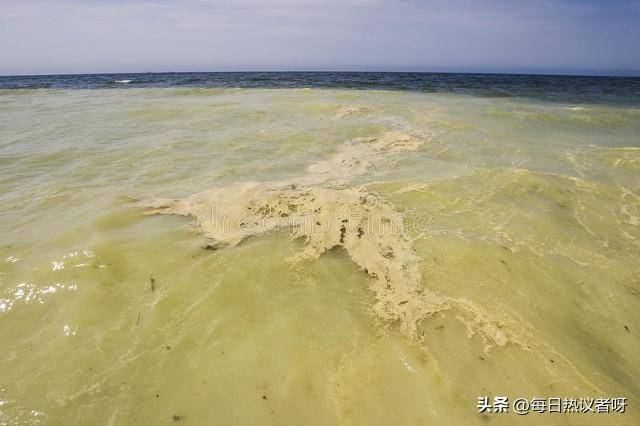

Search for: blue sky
xmin=1 ymin=0 xmax=639 ymax=76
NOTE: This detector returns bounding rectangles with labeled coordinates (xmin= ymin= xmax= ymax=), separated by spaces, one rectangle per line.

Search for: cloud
xmin=0 ymin=0 xmax=638 ymax=75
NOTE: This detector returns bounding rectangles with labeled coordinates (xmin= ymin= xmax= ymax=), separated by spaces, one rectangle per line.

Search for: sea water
xmin=0 ymin=73 xmax=639 ymax=424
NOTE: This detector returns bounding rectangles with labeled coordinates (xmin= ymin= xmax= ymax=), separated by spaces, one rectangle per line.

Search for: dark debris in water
xmin=381 ymin=246 xmax=394 ymax=259
xmin=339 ymin=225 xmax=346 ymax=243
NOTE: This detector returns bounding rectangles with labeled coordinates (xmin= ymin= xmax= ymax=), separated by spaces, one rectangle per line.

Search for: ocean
xmin=0 ymin=72 xmax=639 ymax=424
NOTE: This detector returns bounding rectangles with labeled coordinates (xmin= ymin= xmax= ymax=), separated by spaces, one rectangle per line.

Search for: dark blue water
xmin=1 ymin=72 xmax=639 ymax=105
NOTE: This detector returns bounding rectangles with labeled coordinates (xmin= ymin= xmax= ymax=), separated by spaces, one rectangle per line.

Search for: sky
xmin=0 ymin=0 xmax=639 ymax=76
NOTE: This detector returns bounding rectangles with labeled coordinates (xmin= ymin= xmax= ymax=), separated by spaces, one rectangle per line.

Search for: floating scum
xmin=136 ymin=127 xmax=602 ymax=394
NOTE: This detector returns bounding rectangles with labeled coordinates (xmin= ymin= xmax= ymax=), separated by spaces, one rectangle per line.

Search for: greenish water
xmin=0 ymin=87 xmax=639 ymax=424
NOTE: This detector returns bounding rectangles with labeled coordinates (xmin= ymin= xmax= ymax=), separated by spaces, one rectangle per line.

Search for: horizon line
xmin=1 ymin=69 xmax=639 ymax=79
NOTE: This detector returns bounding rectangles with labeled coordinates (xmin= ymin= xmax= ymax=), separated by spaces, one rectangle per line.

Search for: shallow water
xmin=1 ymin=83 xmax=639 ymax=424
